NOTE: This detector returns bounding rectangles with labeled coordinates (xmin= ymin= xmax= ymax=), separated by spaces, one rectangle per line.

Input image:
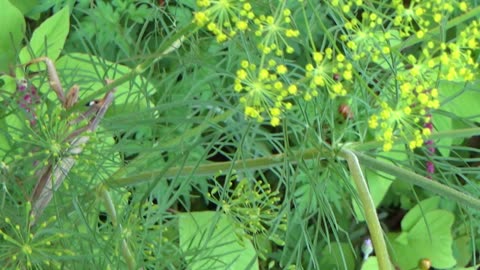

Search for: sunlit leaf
xmin=179 ymin=211 xmax=259 ymax=270
xmin=19 ymin=7 xmax=70 ymax=63
xmin=0 ymin=0 xmax=25 ymax=72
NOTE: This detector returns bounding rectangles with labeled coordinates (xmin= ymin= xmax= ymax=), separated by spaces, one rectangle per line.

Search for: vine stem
xmin=338 ymin=149 xmax=393 ymax=270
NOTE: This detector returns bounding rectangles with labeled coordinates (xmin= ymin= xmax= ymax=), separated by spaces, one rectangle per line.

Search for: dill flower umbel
xmin=193 ymin=1 xmax=255 ymax=43
xmin=392 ymin=0 xmax=470 ymax=38
xmin=234 ymin=59 xmax=296 ymax=126
xmin=208 ymin=176 xmax=287 ymax=246
xmin=368 ymin=68 xmax=440 ymax=152
xmin=304 ymin=49 xmax=353 ymax=100
xmin=0 ymin=206 xmax=73 ymax=269
xmin=253 ymin=8 xmax=300 ymax=56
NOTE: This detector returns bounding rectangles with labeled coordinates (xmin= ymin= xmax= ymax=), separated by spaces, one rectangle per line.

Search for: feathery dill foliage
xmin=0 ymin=204 xmax=72 ymax=269
xmin=208 ymin=175 xmax=287 ymax=245
xmin=2 ymin=0 xmax=480 ymax=269
xmin=190 ymin=0 xmax=479 ymax=267
xmin=194 ymin=0 xmax=478 ymax=151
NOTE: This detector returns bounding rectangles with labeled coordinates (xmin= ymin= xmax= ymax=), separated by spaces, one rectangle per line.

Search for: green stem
xmin=396 ymin=5 xmax=480 ymax=50
xmin=338 ymin=149 xmax=393 ymax=270
xmin=98 ymin=184 xmax=136 ymax=270
xmin=108 ymin=146 xmax=325 ymax=187
xmin=108 ymin=128 xmax=480 ymax=212
xmin=353 ymin=150 xmax=480 ymax=210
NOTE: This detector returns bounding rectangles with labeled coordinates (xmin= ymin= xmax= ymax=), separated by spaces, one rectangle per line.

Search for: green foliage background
xmin=0 ymin=0 xmax=480 ymax=269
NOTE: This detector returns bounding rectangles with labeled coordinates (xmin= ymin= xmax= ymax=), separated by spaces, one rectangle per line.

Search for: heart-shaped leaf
xmin=179 ymin=211 xmax=259 ymax=270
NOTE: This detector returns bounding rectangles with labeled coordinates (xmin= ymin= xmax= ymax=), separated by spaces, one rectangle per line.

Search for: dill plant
xmin=1 ymin=0 xmax=480 ymax=269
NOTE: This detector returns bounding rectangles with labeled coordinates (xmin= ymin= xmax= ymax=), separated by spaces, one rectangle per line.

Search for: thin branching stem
xmin=353 ymin=151 xmax=480 ymax=210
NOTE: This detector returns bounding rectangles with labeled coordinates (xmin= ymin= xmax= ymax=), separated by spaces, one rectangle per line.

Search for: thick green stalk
xmin=108 ymin=128 xmax=480 ymax=212
xmin=108 ymin=146 xmax=324 ymax=187
xmin=353 ymin=150 xmax=480 ymax=210
xmin=338 ymin=149 xmax=393 ymax=270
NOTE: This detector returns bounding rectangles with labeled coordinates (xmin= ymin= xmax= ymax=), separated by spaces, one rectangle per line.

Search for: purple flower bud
xmin=16 ymin=79 xmax=41 ymax=127
xmin=423 ymin=113 xmax=435 ymax=178
xmin=23 ymin=94 xmax=31 ymax=103
xmin=17 ymin=79 xmax=27 ymax=91
xmin=426 ymin=161 xmax=435 ymax=175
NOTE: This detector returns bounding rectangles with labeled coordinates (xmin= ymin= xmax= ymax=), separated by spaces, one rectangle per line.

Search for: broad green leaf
xmin=454 ymin=265 xmax=480 ymax=270
xmin=19 ymin=7 xmax=69 ymax=63
xmin=400 ymin=196 xmax=440 ymax=232
xmin=453 ymin=236 xmax=473 ymax=267
xmin=9 ymin=0 xmax=37 ymax=16
xmin=0 ymin=0 xmax=25 ymax=72
xmin=432 ymin=112 xmax=453 ymax=157
xmin=439 ymin=80 xmax=480 ymax=121
xmin=179 ymin=211 xmax=259 ymax=270
xmin=318 ymin=242 xmax=355 ymax=270
xmin=390 ymin=209 xmax=456 ymax=270
xmin=0 ymin=119 xmax=11 ymax=160
xmin=166 ymin=6 xmax=192 ymax=28
xmin=360 ymin=257 xmax=379 ymax=270
xmin=0 ymin=75 xmax=17 ymax=100
xmin=1 ymin=113 xmax=24 ymax=163
xmin=1 ymin=74 xmax=28 ymax=160
xmin=55 ymin=53 xmax=154 ymax=115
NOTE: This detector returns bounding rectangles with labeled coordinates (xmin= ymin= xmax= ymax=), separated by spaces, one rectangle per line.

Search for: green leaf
xmin=318 ymin=242 xmax=355 ymax=270
xmin=179 ymin=211 xmax=259 ymax=270
xmin=8 ymin=0 xmax=37 ymax=16
xmin=0 ymin=119 xmax=12 ymax=160
xmin=439 ymin=80 xmax=480 ymax=121
xmin=166 ymin=6 xmax=193 ymax=28
xmin=360 ymin=257 xmax=379 ymax=270
xmin=0 ymin=74 xmax=17 ymax=101
xmin=453 ymin=236 xmax=472 ymax=267
xmin=1 ymin=113 xmax=25 ymax=163
xmin=54 ymin=53 xmax=155 ymax=115
xmin=400 ymin=196 xmax=440 ymax=232
xmin=432 ymin=112 xmax=453 ymax=157
xmin=19 ymin=6 xmax=70 ymax=63
xmin=390 ymin=209 xmax=456 ymax=270
xmin=0 ymin=0 xmax=25 ymax=72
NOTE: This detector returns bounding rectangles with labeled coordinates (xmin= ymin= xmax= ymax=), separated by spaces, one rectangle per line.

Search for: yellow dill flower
xmin=234 ymin=60 xmax=297 ymax=126
xmin=193 ymin=0 xmax=257 ymax=42
xmin=368 ymin=115 xmax=378 ymax=129
xmin=254 ymin=7 xmax=300 ymax=55
xmin=193 ymin=11 xmax=209 ymax=26
xmin=276 ymin=65 xmax=288 ymax=75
